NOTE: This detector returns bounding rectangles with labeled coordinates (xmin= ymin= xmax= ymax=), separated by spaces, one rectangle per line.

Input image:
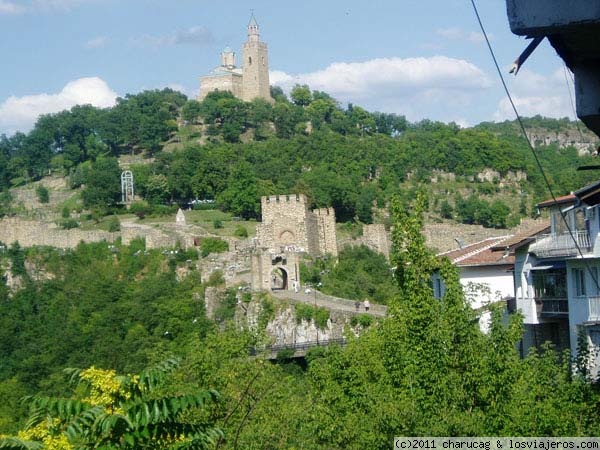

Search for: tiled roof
xmin=489 ymin=222 xmax=550 ymax=251
xmin=438 ymin=236 xmax=515 ymax=267
xmin=537 ymin=193 xmax=576 ymax=209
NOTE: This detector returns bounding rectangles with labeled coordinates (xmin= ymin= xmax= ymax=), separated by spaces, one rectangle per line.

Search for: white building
xmin=436 ymin=236 xmax=516 ymax=332
xmin=511 ymin=181 xmax=600 ymax=372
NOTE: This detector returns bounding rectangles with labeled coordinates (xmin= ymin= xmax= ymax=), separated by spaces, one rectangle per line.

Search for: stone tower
xmin=241 ymin=14 xmax=272 ymax=102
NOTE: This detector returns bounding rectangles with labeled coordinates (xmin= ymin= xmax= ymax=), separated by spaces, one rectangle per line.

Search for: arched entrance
xmin=271 ymin=267 xmax=288 ymax=291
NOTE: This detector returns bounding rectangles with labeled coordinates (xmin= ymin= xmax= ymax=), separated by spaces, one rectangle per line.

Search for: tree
xmin=216 ymin=162 xmax=261 ymax=219
xmin=1 ymin=359 xmax=221 ymax=450
xmin=81 ymin=157 xmax=122 ymax=210
xmin=290 ymin=84 xmax=312 ymax=107
xmin=181 ymin=100 xmax=202 ymax=124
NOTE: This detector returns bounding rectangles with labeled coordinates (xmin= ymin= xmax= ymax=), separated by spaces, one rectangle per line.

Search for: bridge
xmin=270 ymin=289 xmax=387 ymax=317
xmin=251 ymin=338 xmax=347 ymax=360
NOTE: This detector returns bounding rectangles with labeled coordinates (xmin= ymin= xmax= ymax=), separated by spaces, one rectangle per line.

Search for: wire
xmin=469 ymin=0 xmax=600 ymax=292
xmin=563 ymin=63 xmax=584 ymax=140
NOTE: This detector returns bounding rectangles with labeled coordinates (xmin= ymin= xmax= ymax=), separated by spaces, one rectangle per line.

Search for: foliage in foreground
xmin=2 ymin=195 xmax=600 ymax=449
xmin=0 ymin=359 xmax=221 ymax=450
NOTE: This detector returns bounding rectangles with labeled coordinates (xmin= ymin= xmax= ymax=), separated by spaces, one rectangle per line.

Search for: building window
xmin=573 ymin=268 xmax=586 ymax=297
xmin=594 ymin=267 xmax=600 ymax=295
xmin=248 ymin=56 xmax=252 ymax=65
xmin=262 ymin=56 xmax=265 ymax=65
xmin=432 ymin=276 xmax=444 ymax=299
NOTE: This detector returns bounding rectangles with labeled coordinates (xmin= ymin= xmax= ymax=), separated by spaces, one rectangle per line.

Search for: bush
xmin=107 ymin=216 xmax=120 ymax=232
xmin=234 ymin=224 xmax=248 ymax=238
xmin=213 ymin=219 xmax=223 ymax=229
xmin=294 ymin=304 xmax=330 ymax=330
xmin=314 ymin=307 xmax=330 ymax=329
xmin=35 ymin=185 xmax=49 ymax=203
xmin=258 ymin=296 xmax=275 ymax=328
xmin=214 ymin=289 xmax=238 ymax=323
xmin=174 ymin=248 xmax=199 ymax=263
xmin=60 ymin=218 xmax=80 ymax=229
xmin=276 ymin=348 xmax=295 ymax=360
xmin=350 ymin=314 xmax=374 ymax=328
xmin=61 ymin=206 xmax=71 ymax=218
xmin=200 ymin=238 xmax=229 ymax=257
xmin=153 ymin=205 xmax=178 ymax=216
xmin=295 ymin=303 xmax=314 ymax=324
xmin=206 ymin=270 xmax=225 ymax=286
xmin=129 ymin=201 xmax=151 ymax=219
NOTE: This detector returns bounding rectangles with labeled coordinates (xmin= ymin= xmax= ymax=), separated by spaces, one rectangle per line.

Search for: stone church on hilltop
xmin=198 ymin=14 xmax=273 ymax=103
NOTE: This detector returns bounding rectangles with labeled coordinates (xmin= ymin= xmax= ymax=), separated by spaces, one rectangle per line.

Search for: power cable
xmin=563 ymin=63 xmax=585 ymax=141
xmin=469 ymin=0 xmax=600 ymax=292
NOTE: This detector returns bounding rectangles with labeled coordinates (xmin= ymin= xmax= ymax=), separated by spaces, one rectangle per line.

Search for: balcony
xmin=586 ymin=296 xmax=600 ymax=323
xmin=529 ymin=231 xmax=592 ymax=258
xmin=536 ymin=297 xmax=569 ymax=317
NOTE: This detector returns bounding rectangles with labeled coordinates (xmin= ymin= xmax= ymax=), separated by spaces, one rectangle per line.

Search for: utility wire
xmin=469 ymin=0 xmax=600 ymax=291
xmin=563 ymin=63 xmax=584 ymax=140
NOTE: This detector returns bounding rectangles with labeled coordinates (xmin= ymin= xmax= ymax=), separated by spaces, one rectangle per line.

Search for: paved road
xmin=271 ymin=289 xmax=387 ymax=317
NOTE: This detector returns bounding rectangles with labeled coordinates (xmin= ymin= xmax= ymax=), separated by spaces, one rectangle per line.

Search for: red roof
xmin=439 ymin=236 xmax=515 ymax=267
xmin=536 ymin=193 xmax=576 ymax=209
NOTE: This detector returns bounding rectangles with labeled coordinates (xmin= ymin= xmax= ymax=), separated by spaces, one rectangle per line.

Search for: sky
xmin=0 ymin=0 xmax=578 ymax=135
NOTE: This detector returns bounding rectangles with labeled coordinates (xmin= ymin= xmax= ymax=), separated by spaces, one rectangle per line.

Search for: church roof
xmin=248 ymin=13 xmax=259 ymax=27
xmin=207 ymin=67 xmax=242 ymax=76
xmin=222 ymin=46 xmax=233 ymax=53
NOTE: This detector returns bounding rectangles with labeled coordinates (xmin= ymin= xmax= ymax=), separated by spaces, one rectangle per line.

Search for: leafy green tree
xmin=290 ymin=84 xmax=312 ymax=107
xmin=144 ymin=174 xmax=170 ymax=205
xmin=1 ymin=359 xmax=221 ymax=450
xmin=81 ymin=157 xmax=121 ymax=210
xmin=217 ymin=162 xmax=261 ymax=219
xmin=306 ymin=98 xmax=336 ymax=129
xmin=269 ymin=85 xmax=287 ymax=102
xmin=181 ymin=100 xmax=202 ymax=123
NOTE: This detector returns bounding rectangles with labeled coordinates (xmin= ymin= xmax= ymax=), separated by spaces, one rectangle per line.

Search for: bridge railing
xmin=250 ymin=338 xmax=347 ymax=356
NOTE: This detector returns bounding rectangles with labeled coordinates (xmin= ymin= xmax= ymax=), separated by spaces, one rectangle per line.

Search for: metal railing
xmin=529 ymin=231 xmax=592 ymax=258
xmin=587 ymin=296 xmax=600 ymax=321
xmin=250 ymin=338 xmax=347 ymax=356
xmin=537 ymin=297 xmax=569 ymax=315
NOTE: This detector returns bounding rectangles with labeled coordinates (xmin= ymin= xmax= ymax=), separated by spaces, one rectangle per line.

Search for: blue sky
xmin=0 ymin=0 xmax=576 ymax=135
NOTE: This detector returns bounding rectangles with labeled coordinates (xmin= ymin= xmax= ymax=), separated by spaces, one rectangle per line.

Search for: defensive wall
xmin=256 ymin=194 xmax=338 ymax=257
xmin=340 ymin=223 xmax=391 ymax=260
xmin=0 ymin=217 xmax=116 ymax=249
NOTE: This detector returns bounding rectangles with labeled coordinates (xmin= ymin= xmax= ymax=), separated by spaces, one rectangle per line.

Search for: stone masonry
xmin=198 ymin=14 xmax=272 ymax=103
xmin=0 ymin=217 xmax=116 ymax=249
xmin=251 ymin=194 xmax=338 ymax=293
xmin=256 ymin=194 xmax=337 ymax=257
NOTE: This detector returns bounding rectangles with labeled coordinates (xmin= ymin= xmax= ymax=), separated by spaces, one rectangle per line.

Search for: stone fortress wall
xmin=256 ymin=194 xmax=338 ymax=257
xmin=0 ymin=217 xmax=116 ymax=249
xmin=338 ymin=224 xmax=391 ymax=260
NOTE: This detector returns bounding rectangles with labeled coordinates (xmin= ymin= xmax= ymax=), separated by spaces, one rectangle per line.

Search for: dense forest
xmin=1 ymin=197 xmax=600 ymax=449
xmin=2 ymin=86 xmax=600 ymax=448
xmin=0 ymin=86 xmax=598 ymax=227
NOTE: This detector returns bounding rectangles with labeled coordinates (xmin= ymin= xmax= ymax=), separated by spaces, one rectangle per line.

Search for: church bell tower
xmin=242 ymin=13 xmax=272 ymax=102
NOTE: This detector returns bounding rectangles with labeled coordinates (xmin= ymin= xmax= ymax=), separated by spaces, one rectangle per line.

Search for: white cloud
xmin=436 ymin=27 xmax=463 ymax=40
xmin=131 ymin=26 xmax=214 ymax=48
xmin=0 ymin=77 xmax=117 ymax=135
xmin=493 ymin=68 xmax=576 ymax=121
xmin=0 ymin=1 xmax=25 ymax=14
xmin=436 ymin=27 xmax=493 ymax=43
xmin=85 ymin=35 xmax=108 ymax=49
xmin=271 ymin=56 xmax=492 ymax=123
xmin=0 ymin=0 xmax=93 ymax=14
